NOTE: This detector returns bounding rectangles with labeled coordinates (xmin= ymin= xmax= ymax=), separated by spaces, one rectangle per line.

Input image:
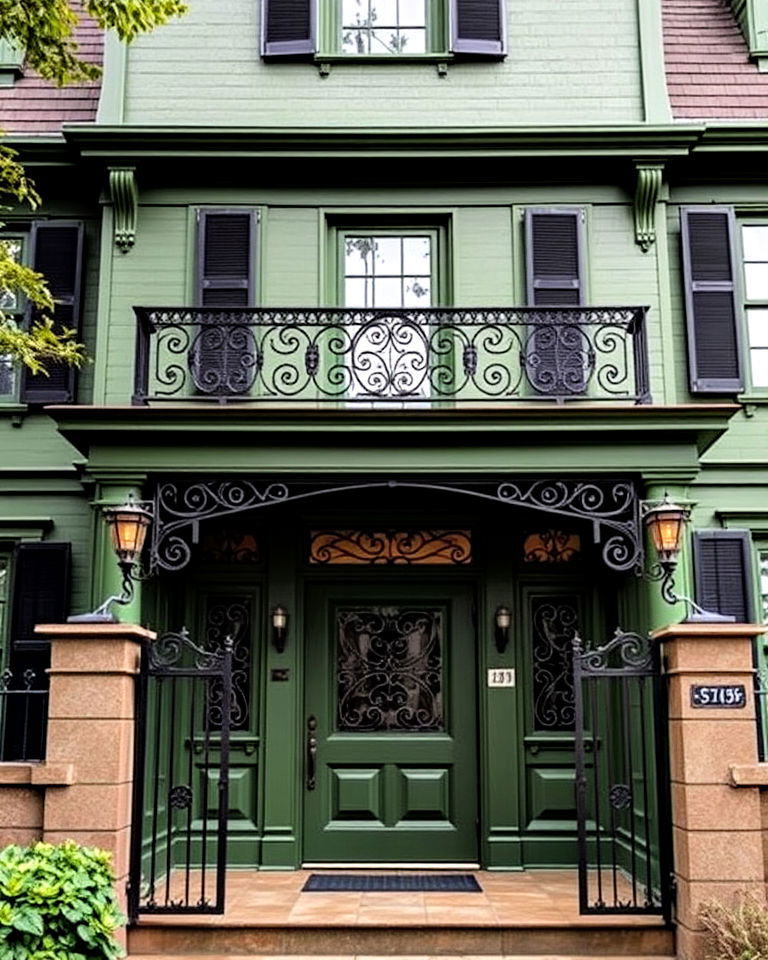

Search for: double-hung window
xmin=262 ymin=0 xmax=506 ymax=59
xmin=0 ymin=235 xmax=26 ymax=400
xmin=339 ymin=228 xmax=438 ymax=400
xmin=0 ymin=221 xmax=84 ymax=405
xmin=741 ymin=223 xmax=768 ymax=389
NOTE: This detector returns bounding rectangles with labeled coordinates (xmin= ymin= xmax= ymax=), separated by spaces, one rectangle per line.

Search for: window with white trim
xmin=741 ymin=224 xmax=768 ymax=389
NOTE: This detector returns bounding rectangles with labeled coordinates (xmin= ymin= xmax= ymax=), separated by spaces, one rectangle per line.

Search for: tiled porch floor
xmin=138 ymin=869 xmax=664 ymax=928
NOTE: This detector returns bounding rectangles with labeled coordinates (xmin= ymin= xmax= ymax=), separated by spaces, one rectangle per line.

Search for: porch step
xmin=130 ymin=956 xmax=676 ymax=960
xmin=127 ymin=924 xmax=675 ymax=957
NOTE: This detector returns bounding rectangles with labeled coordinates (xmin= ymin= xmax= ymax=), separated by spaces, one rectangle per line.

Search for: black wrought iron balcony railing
xmin=132 ymin=306 xmax=651 ymax=406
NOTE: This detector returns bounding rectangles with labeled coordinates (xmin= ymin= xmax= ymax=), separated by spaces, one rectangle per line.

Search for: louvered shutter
xmin=524 ymin=209 xmax=587 ymax=395
xmin=262 ymin=0 xmax=315 ymax=56
xmin=451 ymin=0 xmax=505 ymax=55
xmin=10 ymin=542 xmax=71 ymax=649
xmin=193 ymin=210 xmax=258 ymax=396
xmin=525 ymin=209 xmax=584 ymax=307
xmin=693 ymin=530 xmax=754 ymax=622
xmin=680 ymin=207 xmax=743 ymax=393
xmin=20 ymin=222 xmax=84 ymax=404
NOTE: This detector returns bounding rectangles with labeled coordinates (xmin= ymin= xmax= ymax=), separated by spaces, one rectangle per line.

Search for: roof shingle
xmin=0 ymin=3 xmax=103 ymax=134
xmin=663 ymin=0 xmax=768 ymax=119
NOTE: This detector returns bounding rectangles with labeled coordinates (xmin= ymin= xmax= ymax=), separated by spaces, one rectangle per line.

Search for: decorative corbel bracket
xmin=633 ymin=161 xmax=664 ymax=253
xmin=109 ymin=167 xmax=138 ymax=253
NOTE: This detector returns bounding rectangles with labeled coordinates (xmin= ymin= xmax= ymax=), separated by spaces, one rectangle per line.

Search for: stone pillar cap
xmin=34 ymin=622 xmax=156 ymax=641
xmin=651 ymin=622 xmax=766 ymax=641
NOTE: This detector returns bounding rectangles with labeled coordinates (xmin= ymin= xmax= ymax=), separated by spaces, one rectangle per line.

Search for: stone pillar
xmin=652 ymin=622 xmax=767 ymax=960
xmin=34 ymin=622 xmax=154 ymax=933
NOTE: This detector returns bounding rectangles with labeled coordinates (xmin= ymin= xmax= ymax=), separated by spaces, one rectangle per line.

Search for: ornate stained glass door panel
xmin=303 ymin=582 xmax=478 ymax=863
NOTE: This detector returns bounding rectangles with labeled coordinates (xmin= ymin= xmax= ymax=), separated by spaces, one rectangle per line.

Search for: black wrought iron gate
xmin=573 ymin=629 xmax=672 ymax=921
xmin=128 ymin=629 xmax=232 ymax=921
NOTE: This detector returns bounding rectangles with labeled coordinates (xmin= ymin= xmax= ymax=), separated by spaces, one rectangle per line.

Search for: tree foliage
xmin=0 ymin=0 xmax=187 ymax=375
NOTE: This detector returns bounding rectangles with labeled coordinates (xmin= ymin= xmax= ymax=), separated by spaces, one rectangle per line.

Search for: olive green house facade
xmin=2 ymin=0 xmax=768 ymax=927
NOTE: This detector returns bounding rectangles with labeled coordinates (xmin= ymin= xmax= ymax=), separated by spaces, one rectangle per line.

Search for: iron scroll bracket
xmin=148 ymin=477 xmax=643 ymax=576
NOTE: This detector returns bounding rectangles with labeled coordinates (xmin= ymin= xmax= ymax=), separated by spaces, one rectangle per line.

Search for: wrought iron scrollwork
xmin=204 ymin=599 xmax=251 ymax=730
xmin=310 ymin=529 xmax=472 ymax=565
xmin=150 ymin=477 xmax=642 ymax=575
xmin=133 ymin=305 xmax=651 ymax=405
xmin=574 ymin=627 xmax=654 ymax=675
xmin=337 ymin=607 xmax=443 ymax=732
xmin=168 ymin=784 xmax=193 ymax=810
xmin=532 ymin=598 xmax=579 ymax=730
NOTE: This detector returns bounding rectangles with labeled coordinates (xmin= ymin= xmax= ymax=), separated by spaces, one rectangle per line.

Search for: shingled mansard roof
xmin=0 ymin=3 xmax=102 ymax=135
xmin=1 ymin=0 xmax=768 ymax=132
xmin=663 ymin=0 xmax=768 ymax=118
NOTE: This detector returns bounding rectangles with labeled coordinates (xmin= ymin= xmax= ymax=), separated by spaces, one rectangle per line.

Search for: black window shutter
xmin=680 ymin=206 xmax=743 ymax=394
xmin=262 ymin=0 xmax=315 ymax=56
xmin=524 ymin=209 xmax=587 ymax=395
xmin=20 ymin=222 xmax=84 ymax=404
xmin=451 ymin=0 xmax=505 ymax=55
xmin=10 ymin=542 xmax=72 ymax=648
xmin=693 ymin=530 xmax=754 ymax=622
xmin=525 ymin=209 xmax=584 ymax=307
xmin=197 ymin=210 xmax=256 ymax=307
xmin=194 ymin=210 xmax=258 ymax=396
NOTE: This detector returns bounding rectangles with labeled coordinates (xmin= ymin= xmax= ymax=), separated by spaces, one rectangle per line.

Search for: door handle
xmin=306 ymin=715 xmax=318 ymax=791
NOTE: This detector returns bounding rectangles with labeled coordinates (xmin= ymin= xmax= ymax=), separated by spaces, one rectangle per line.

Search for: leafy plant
xmin=699 ymin=891 xmax=768 ymax=960
xmin=0 ymin=841 xmax=125 ymax=960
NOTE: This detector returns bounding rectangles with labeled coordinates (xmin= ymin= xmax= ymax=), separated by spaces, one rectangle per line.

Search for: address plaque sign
xmin=690 ymin=684 xmax=747 ymax=708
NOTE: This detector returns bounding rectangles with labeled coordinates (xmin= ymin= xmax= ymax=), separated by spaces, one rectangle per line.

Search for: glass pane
xmin=531 ymin=596 xmax=579 ymax=731
xmin=373 ymin=0 xmax=397 ymax=24
xmin=311 ymin=529 xmax=472 ymax=564
xmin=204 ymin=596 xmax=252 ymax=731
xmin=370 ymin=28 xmax=400 ymax=52
xmin=373 ymin=277 xmax=402 ymax=306
xmin=397 ymin=28 xmax=426 ymax=53
xmin=343 ymin=0 xmax=370 ymax=25
xmin=760 ymin=550 xmax=768 ymax=623
xmin=743 ymin=225 xmax=768 ymax=262
xmin=403 ymin=236 xmax=431 ymax=273
xmin=750 ymin=348 xmax=768 ymax=387
xmin=374 ymin=237 xmax=402 ymax=275
xmin=342 ymin=28 xmax=369 ymax=53
xmin=745 ymin=263 xmax=768 ymax=300
xmin=748 ymin=308 xmax=768 ymax=347
xmin=399 ymin=0 xmax=426 ymax=27
xmin=0 ymin=358 xmax=15 ymax=397
xmin=0 ymin=239 xmax=22 ymax=311
xmin=403 ymin=276 xmax=431 ymax=305
xmin=345 ymin=237 xmax=375 ymax=275
xmin=345 ymin=277 xmax=372 ymax=307
xmin=337 ymin=606 xmax=443 ymax=731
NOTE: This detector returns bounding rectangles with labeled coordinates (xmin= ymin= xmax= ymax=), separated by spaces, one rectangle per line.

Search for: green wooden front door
xmin=303 ymin=580 xmax=478 ymax=863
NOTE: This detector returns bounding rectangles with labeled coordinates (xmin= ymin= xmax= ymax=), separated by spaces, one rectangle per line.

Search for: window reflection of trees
xmin=342 ymin=0 xmax=427 ymax=55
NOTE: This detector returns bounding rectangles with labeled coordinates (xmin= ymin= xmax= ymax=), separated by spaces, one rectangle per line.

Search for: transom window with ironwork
xmin=310 ymin=529 xmax=471 ymax=564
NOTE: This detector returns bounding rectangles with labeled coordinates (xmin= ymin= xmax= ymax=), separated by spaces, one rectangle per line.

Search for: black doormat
xmin=303 ymin=873 xmax=482 ymax=892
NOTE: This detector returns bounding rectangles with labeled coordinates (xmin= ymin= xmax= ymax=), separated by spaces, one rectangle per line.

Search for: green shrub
xmin=699 ymin=891 xmax=768 ymax=960
xmin=0 ymin=840 xmax=124 ymax=960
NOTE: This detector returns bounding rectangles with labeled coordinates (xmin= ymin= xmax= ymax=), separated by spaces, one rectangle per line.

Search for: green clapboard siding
xmin=120 ymin=0 xmax=643 ymax=126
